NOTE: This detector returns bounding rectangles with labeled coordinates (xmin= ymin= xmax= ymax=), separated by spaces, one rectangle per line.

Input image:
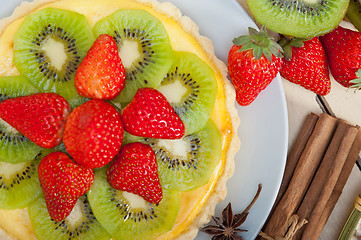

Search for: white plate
xmin=157 ymin=0 xmax=288 ymax=239
xmin=0 ymin=1 xmax=288 ymax=239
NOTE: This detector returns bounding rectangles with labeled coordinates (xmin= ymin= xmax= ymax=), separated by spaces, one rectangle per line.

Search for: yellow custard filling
xmin=0 ymin=0 xmax=238 ymax=239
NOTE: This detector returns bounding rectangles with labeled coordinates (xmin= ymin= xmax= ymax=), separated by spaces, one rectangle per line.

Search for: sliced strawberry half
xmin=106 ymin=142 xmax=163 ymax=204
xmin=121 ymin=88 xmax=185 ymax=139
xmin=75 ymin=34 xmax=126 ymax=100
xmin=38 ymin=151 xmax=94 ymax=221
xmin=63 ymin=99 xmax=124 ymax=168
xmin=0 ymin=93 xmax=70 ymax=148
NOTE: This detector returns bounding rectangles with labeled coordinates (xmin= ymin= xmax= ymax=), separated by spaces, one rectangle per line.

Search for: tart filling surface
xmin=0 ymin=0 xmax=240 ymax=239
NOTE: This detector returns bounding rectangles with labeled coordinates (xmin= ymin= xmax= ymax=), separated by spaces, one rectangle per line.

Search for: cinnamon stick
xmin=311 ymin=126 xmax=361 ymax=238
xmin=295 ymin=121 xmax=348 ymax=225
xmin=297 ymin=122 xmax=359 ymax=240
xmin=262 ymin=113 xmax=338 ymax=239
xmin=272 ymin=113 xmax=319 ymax=212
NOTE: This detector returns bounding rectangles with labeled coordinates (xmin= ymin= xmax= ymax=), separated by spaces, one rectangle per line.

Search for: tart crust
xmin=0 ymin=0 xmax=240 ymax=239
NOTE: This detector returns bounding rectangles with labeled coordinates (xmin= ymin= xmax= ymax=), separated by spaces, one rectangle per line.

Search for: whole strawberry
xmin=75 ymin=34 xmax=126 ymax=100
xmin=63 ymin=99 xmax=124 ymax=168
xmin=280 ymin=37 xmax=331 ymax=95
xmin=38 ymin=151 xmax=94 ymax=221
xmin=106 ymin=142 xmax=162 ymax=204
xmin=121 ymin=88 xmax=185 ymax=139
xmin=0 ymin=93 xmax=70 ymax=148
xmin=319 ymin=26 xmax=361 ymax=88
xmin=228 ymin=27 xmax=283 ymax=106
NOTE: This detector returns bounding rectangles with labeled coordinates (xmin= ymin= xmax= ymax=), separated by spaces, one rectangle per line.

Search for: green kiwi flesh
xmin=93 ymin=9 xmax=174 ymax=104
xmin=0 ymin=150 xmax=51 ymax=209
xmin=124 ymin=119 xmax=222 ymax=191
xmin=88 ymin=168 xmax=179 ymax=240
xmin=157 ymin=51 xmax=217 ymax=135
xmin=13 ymin=8 xmax=95 ymax=108
xmin=347 ymin=0 xmax=361 ymax=32
xmin=0 ymin=76 xmax=42 ymax=163
xmin=247 ymin=0 xmax=349 ymax=38
xmin=29 ymin=194 xmax=110 ymax=240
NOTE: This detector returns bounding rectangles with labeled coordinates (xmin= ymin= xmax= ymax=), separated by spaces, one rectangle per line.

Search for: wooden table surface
xmin=236 ymin=0 xmax=361 ymax=239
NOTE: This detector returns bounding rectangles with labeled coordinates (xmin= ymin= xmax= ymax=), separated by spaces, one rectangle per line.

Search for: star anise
xmin=200 ymin=184 xmax=262 ymax=240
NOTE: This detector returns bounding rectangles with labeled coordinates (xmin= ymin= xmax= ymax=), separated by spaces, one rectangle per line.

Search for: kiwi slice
xmin=246 ymin=0 xmax=349 ymax=38
xmin=0 ymin=75 xmax=38 ymax=99
xmin=157 ymin=51 xmax=217 ymax=135
xmin=88 ymin=168 xmax=179 ymax=240
xmin=124 ymin=119 xmax=222 ymax=191
xmin=29 ymin=194 xmax=110 ymax=240
xmin=93 ymin=9 xmax=174 ymax=104
xmin=0 ymin=149 xmax=53 ymax=209
xmin=347 ymin=0 xmax=361 ymax=32
xmin=13 ymin=8 xmax=95 ymax=108
xmin=0 ymin=76 xmax=42 ymax=163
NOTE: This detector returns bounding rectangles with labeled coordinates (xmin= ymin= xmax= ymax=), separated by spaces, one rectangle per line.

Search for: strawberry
xmin=0 ymin=93 xmax=70 ymax=148
xmin=121 ymin=88 xmax=185 ymax=139
xmin=279 ymin=37 xmax=331 ymax=95
xmin=38 ymin=151 xmax=94 ymax=221
xmin=75 ymin=34 xmax=126 ymax=100
xmin=63 ymin=99 xmax=124 ymax=168
xmin=228 ymin=27 xmax=283 ymax=106
xmin=106 ymin=142 xmax=162 ymax=204
xmin=319 ymin=26 xmax=361 ymax=88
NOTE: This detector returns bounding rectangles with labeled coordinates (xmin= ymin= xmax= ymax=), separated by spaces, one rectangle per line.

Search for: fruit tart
xmin=0 ymin=0 xmax=240 ymax=239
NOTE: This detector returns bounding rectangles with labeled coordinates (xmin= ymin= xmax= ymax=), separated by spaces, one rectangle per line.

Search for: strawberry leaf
xmin=283 ymin=45 xmax=293 ymax=61
xmin=278 ymin=37 xmax=308 ymax=61
xmin=290 ymin=38 xmax=307 ymax=48
xmin=262 ymin=48 xmax=273 ymax=62
xmin=235 ymin=26 xmax=283 ymax=62
xmin=350 ymin=69 xmax=361 ymax=90
xmin=253 ymin=46 xmax=262 ymax=60
xmin=249 ymin=27 xmax=259 ymax=36
xmin=233 ymin=35 xmax=251 ymax=46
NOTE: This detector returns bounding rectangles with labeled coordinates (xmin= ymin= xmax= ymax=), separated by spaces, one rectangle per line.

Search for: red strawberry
xmin=319 ymin=26 xmax=361 ymax=88
xmin=279 ymin=37 xmax=331 ymax=95
xmin=121 ymin=88 xmax=185 ymax=139
xmin=106 ymin=142 xmax=162 ymax=204
xmin=38 ymin=151 xmax=94 ymax=221
xmin=75 ymin=34 xmax=126 ymax=100
xmin=0 ymin=93 xmax=70 ymax=148
xmin=228 ymin=27 xmax=283 ymax=106
xmin=63 ymin=99 xmax=124 ymax=168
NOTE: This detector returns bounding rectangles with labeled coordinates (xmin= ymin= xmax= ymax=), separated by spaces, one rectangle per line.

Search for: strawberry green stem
xmin=233 ymin=26 xmax=283 ymax=61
